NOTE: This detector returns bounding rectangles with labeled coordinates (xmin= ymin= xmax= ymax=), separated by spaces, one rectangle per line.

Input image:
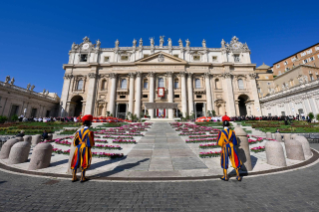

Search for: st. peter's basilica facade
xmin=60 ymin=36 xmax=261 ymax=119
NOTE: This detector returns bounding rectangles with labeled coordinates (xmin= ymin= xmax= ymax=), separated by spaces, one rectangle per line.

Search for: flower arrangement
xmin=112 ymin=139 xmax=136 ymax=144
xmin=199 ymin=143 xmax=219 ymax=149
xmin=179 ymin=132 xmax=206 ymax=136
xmin=186 ymin=138 xmax=217 ymax=143
xmin=189 ymin=135 xmax=217 ymax=138
xmin=52 ymin=148 xmax=70 ymax=155
xmin=55 ymin=140 xmax=72 ymax=146
xmin=95 ymin=139 xmax=108 ymax=143
xmin=92 ymin=152 xmax=124 ymax=158
xmin=93 ymin=144 xmax=121 ymax=150
xmin=251 ymin=146 xmax=265 ymax=153
xmin=199 ymin=151 xmax=222 ymax=158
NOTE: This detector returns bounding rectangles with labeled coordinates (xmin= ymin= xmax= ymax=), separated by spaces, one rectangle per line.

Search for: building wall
xmin=273 ymin=44 xmax=319 ymax=76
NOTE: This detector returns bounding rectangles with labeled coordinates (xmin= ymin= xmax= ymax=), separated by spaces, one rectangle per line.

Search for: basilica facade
xmin=60 ymin=36 xmax=261 ymax=119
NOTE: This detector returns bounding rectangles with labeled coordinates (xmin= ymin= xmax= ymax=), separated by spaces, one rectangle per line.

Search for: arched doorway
xmin=70 ymin=96 xmax=83 ymax=117
xmin=238 ymin=95 xmax=249 ymax=116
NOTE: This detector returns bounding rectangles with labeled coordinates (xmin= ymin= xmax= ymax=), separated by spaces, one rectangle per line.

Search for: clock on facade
xmin=232 ymin=44 xmax=240 ymax=49
xmin=82 ymin=43 xmax=89 ymax=50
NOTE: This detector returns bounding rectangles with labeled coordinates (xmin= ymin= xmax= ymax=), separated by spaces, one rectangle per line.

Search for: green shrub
xmin=308 ymin=112 xmax=314 ymax=120
xmin=316 ymin=114 xmax=319 ymax=121
xmin=0 ymin=116 xmax=7 ymax=123
xmin=10 ymin=114 xmax=18 ymax=121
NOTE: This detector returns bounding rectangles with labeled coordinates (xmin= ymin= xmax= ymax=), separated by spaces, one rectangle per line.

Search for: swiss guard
xmin=71 ymin=114 xmax=95 ymax=182
xmin=217 ymin=114 xmax=242 ymax=181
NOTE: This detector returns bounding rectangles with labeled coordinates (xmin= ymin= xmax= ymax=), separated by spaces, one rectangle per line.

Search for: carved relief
xmin=88 ymin=73 xmax=97 ymax=78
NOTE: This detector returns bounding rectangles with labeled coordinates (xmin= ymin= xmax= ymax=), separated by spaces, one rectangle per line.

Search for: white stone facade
xmin=60 ymin=36 xmax=261 ymax=118
xmin=0 ymin=76 xmax=60 ymax=118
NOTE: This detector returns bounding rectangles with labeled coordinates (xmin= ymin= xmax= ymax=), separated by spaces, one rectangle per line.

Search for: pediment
xmin=135 ymin=52 xmax=187 ymax=64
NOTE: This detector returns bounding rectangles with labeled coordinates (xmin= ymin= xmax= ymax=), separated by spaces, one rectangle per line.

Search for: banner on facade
xmin=158 ymin=87 xmax=165 ymax=97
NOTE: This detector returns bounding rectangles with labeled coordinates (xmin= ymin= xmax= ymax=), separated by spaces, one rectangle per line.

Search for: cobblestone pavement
xmin=0 ymin=144 xmax=319 ymax=212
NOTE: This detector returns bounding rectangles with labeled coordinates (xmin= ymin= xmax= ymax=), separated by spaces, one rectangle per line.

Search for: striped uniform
xmin=71 ymin=128 xmax=95 ymax=170
xmin=217 ymin=128 xmax=242 ymax=169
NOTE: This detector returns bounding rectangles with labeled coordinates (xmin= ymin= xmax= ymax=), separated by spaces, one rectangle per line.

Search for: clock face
xmin=82 ymin=43 xmax=89 ymax=50
xmin=232 ymin=44 xmax=240 ymax=49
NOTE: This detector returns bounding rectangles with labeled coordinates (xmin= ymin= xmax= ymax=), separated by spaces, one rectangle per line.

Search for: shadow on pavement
xmin=50 ymin=159 xmax=69 ymax=167
xmin=89 ymin=156 xmax=127 ymax=170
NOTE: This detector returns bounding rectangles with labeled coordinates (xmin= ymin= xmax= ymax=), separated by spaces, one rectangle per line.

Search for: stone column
xmin=134 ymin=72 xmax=142 ymax=118
xmin=148 ymin=72 xmax=155 ymax=119
xmin=128 ymin=73 xmax=135 ymax=117
xmin=84 ymin=73 xmax=97 ymax=115
xmin=180 ymin=72 xmax=187 ymax=117
xmin=187 ymin=73 xmax=194 ymax=116
xmin=205 ymin=73 xmax=213 ymax=113
xmin=235 ymin=100 xmax=240 ymax=116
xmin=107 ymin=73 xmax=117 ymax=116
xmin=167 ymin=72 xmax=174 ymax=119
xmin=60 ymin=74 xmax=73 ymax=116
xmin=222 ymin=73 xmax=236 ymax=116
xmin=249 ymin=73 xmax=261 ymax=116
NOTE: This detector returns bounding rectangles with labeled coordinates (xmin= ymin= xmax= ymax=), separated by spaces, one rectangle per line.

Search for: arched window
xmin=144 ymin=79 xmax=148 ymax=89
xmin=77 ymin=80 xmax=83 ymax=90
xmin=158 ymin=78 xmax=164 ymax=87
xmin=174 ymin=79 xmax=179 ymax=89
xmin=238 ymin=79 xmax=244 ymax=90
xmin=215 ymin=79 xmax=221 ymax=89
xmin=120 ymin=79 xmax=127 ymax=89
xmin=101 ymin=79 xmax=107 ymax=90
xmin=195 ymin=78 xmax=201 ymax=88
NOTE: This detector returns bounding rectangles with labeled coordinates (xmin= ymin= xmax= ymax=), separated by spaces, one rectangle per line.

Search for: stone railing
xmin=260 ymin=78 xmax=319 ymax=102
xmin=0 ymin=81 xmax=59 ymax=102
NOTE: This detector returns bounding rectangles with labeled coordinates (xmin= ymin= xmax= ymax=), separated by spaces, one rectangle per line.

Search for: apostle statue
xmin=10 ymin=77 xmax=15 ymax=85
xmin=159 ymin=36 xmax=165 ymax=47
xmin=115 ymin=39 xmax=119 ymax=48
xmin=168 ymin=38 xmax=172 ymax=48
xmin=133 ymin=39 xmax=137 ymax=47
xmin=178 ymin=39 xmax=183 ymax=48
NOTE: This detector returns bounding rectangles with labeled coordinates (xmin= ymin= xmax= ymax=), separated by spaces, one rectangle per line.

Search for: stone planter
xmin=284 ymin=139 xmax=305 ymax=160
xmin=8 ymin=141 xmax=31 ymax=164
xmin=28 ymin=143 xmax=53 ymax=170
xmin=0 ymin=138 xmax=20 ymax=159
xmin=265 ymin=141 xmax=287 ymax=167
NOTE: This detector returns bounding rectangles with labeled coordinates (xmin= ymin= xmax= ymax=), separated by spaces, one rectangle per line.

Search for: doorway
xmin=70 ymin=96 xmax=83 ymax=117
xmin=196 ymin=103 xmax=203 ymax=118
xmin=117 ymin=104 xmax=127 ymax=119
xmin=157 ymin=109 xmax=166 ymax=118
xmin=238 ymin=95 xmax=249 ymax=116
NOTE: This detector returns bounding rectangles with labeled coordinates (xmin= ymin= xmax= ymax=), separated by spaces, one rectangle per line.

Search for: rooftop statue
xmin=10 ymin=77 xmax=15 ymax=85
xmin=202 ymin=39 xmax=206 ymax=48
xmin=83 ymin=36 xmax=90 ymax=43
xmin=115 ymin=39 xmax=119 ymax=48
xmin=132 ymin=39 xmax=137 ymax=47
xmin=186 ymin=39 xmax=190 ymax=48
xmin=31 ymin=85 xmax=35 ymax=92
xmin=221 ymin=39 xmax=226 ymax=48
xmin=5 ymin=76 xmax=10 ymax=83
xmin=96 ymin=39 xmax=101 ymax=48
xmin=150 ymin=37 xmax=154 ymax=46
xmin=139 ymin=38 xmax=143 ymax=47
xmin=159 ymin=36 xmax=165 ymax=47
xmin=178 ymin=39 xmax=183 ymax=48
xmin=167 ymin=38 xmax=172 ymax=47
xmin=27 ymin=83 xmax=31 ymax=91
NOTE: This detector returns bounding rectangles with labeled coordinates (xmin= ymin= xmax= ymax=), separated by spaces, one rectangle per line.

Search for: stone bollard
xmin=234 ymin=125 xmax=252 ymax=171
xmin=8 ymin=141 xmax=31 ymax=164
xmin=0 ymin=138 xmax=20 ymax=159
xmin=283 ymin=134 xmax=291 ymax=142
xmin=47 ymin=134 xmax=53 ymax=141
xmin=295 ymin=136 xmax=312 ymax=157
xmin=23 ymin=135 xmax=32 ymax=144
xmin=291 ymin=134 xmax=298 ymax=139
xmin=31 ymin=135 xmax=42 ymax=146
xmin=28 ymin=143 xmax=53 ymax=170
xmin=284 ymin=139 xmax=305 ymax=160
xmin=275 ymin=133 xmax=282 ymax=142
xmin=265 ymin=141 xmax=287 ymax=167
xmin=266 ymin=132 xmax=272 ymax=139
xmin=17 ymin=137 xmax=24 ymax=141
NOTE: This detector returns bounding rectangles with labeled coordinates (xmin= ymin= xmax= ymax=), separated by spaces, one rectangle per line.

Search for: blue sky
xmin=0 ymin=0 xmax=318 ymax=96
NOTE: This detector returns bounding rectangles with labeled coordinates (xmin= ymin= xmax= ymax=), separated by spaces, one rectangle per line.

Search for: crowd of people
xmin=18 ymin=115 xmax=80 ymax=123
xmin=232 ymin=114 xmax=313 ymax=123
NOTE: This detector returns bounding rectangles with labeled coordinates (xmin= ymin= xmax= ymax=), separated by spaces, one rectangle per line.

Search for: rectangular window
xmin=80 ymin=54 xmax=88 ymax=62
xmin=301 ymin=52 xmax=306 ymax=57
xmin=173 ymin=54 xmax=179 ymax=58
xmin=46 ymin=110 xmax=50 ymax=117
xmin=143 ymin=54 xmax=149 ymax=58
xmin=310 ymin=75 xmax=314 ymax=81
xmin=276 ymin=64 xmax=280 ymax=68
xmin=193 ymin=55 xmax=200 ymax=61
xmin=121 ymin=56 xmax=128 ymax=61
xmin=310 ymin=57 xmax=315 ymax=61
xmin=234 ymin=54 xmax=240 ymax=62
xmin=303 ymin=59 xmax=308 ymax=64
xmin=144 ymin=81 xmax=148 ymax=89
xmin=9 ymin=105 xmax=19 ymax=118
xmin=212 ymin=56 xmax=218 ymax=62
xmin=284 ymin=61 xmax=288 ymax=65
xmin=104 ymin=56 xmax=109 ymax=62
xmin=281 ymin=111 xmax=285 ymax=116
xmin=291 ymin=57 xmax=296 ymax=62
xmin=196 ymin=95 xmax=202 ymax=98
xmin=142 ymin=95 xmax=148 ymax=98
xmin=307 ymin=49 xmax=312 ymax=54
xmin=316 ymin=46 xmax=319 ymax=51
xmin=174 ymin=95 xmax=180 ymax=98
xmin=119 ymin=95 xmax=126 ymax=99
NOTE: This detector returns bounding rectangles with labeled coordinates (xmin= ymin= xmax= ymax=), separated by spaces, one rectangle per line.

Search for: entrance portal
xmin=70 ymin=96 xmax=83 ymax=117
xmin=157 ymin=109 xmax=166 ymax=118
xmin=117 ymin=104 xmax=126 ymax=119
xmin=196 ymin=103 xmax=203 ymax=118
xmin=238 ymin=95 xmax=248 ymax=116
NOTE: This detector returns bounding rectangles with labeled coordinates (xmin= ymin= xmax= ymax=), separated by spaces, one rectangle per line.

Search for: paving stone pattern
xmin=116 ymin=123 xmax=208 ymax=172
xmin=0 ymin=143 xmax=319 ymax=212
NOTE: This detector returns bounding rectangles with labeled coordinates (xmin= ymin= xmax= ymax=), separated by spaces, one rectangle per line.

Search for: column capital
xmin=88 ymin=73 xmax=97 ymax=78
xmin=148 ymin=72 xmax=155 ymax=77
xmin=222 ymin=73 xmax=232 ymax=78
xmin=136 ymin=72 xmax=142 ymax=77
xmin=204 ymin=72 xmax=211 ymax=78
xmin=187 ymin=72 xmax=193 ymax=77
xmin=109 ymin=73 xmax=117 ymax=79
xmin=64 ymin=74 xmax=73 ymax=79
xmin=128 ymin=72 xmax=135 ymax=78
xmin=179 ymin=72 xmax=186 ymax=77
xmin=249 ymin=73 xmax=257 ymax=79
xmin=166 ymin=72 xmax=173 ymax=77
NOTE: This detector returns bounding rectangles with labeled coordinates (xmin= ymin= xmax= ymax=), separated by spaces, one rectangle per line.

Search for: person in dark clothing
xmin=42 ymin=130 xmax=49 ymax=141
xmin=16 ymin=130 xmax=25 ymax=137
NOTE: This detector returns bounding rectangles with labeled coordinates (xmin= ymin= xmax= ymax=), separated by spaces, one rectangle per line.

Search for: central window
xmin=238 ymin=79 xmax=244 ymax=90
xmin=121 ymin=56 xmax=128 ymax=61
xmin=120 ymin=79 xmax=127 ymax=89
xmin=174 ymin=79 xmax=179 ymax=89
xmin=234 ymin=54 xmax=240 ymax=62
xmin=193 ymin=55 xmax=200 ymax=61
xmin=144 ymin=79 xmax=148 ymax=89
xmin=158 ymin=78 xmax=164 ymax=87
xmin=195 ymin=78 xmax=201 ymax=88
xmin=77 ymin=80 xmax=83 ymax=90
xmin=80 ymin=54 xmax=88 ymax=62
